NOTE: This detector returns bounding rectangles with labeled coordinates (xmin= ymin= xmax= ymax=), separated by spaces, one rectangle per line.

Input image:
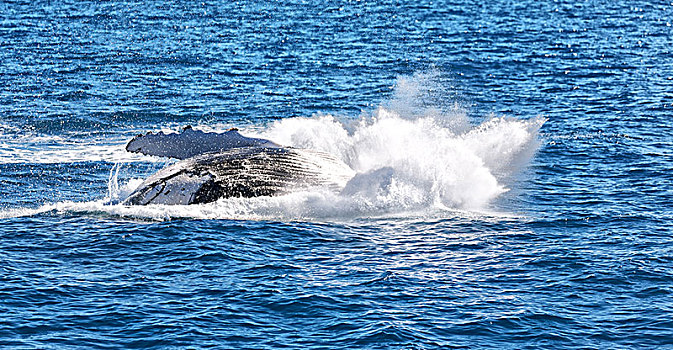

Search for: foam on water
xmin=1 ymin=73 xmax=544 ymax=221
xmin=0 ymin=132 xmax=158 ymax=164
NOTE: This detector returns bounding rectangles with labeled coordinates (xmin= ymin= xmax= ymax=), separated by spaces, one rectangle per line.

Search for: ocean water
xmin=1 ymin=0 xmax=672 ymax=348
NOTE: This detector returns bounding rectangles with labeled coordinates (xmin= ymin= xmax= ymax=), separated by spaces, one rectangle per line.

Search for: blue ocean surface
xmin=1 ymin=0 xmax=672 ymax=348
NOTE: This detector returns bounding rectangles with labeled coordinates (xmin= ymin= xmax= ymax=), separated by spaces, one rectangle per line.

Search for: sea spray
xmin=262 ymin=108 xmax=543 ymax=213
xmin=258 ymin=71 xmax=544 ymax=213
xmin=104 ymin=163 xmax=145 ymax=206
xmin=106 ymin=163 xmax=121 ymax=204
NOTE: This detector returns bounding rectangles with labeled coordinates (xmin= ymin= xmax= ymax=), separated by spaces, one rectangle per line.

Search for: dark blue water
xmin=2 ymin=0 xmax=672 ymax=348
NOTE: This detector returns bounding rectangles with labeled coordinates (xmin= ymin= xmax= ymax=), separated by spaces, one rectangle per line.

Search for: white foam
xmin=259 ymin=109 xmax=543 ymax=213
xmin=0 ymin=132 xmax=158 ymax=164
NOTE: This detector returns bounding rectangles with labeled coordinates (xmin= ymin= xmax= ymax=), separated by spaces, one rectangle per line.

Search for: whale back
xmin=126 ymin=127 xmax=279 ymax=159
xmin=123 ymin=147 xmax=355 ymax=205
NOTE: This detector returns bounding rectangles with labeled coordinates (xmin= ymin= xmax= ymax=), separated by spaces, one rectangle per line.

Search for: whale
xmin=122 ymin=127 xmax=355 ymax=205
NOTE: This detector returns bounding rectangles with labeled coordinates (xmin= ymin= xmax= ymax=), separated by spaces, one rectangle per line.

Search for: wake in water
xmin=1 ymin=72 xmax=545 ymax=221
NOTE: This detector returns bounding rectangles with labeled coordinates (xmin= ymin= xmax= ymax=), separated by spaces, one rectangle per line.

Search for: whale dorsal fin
xmin=126 ymin=127 xmax=279 ymax=159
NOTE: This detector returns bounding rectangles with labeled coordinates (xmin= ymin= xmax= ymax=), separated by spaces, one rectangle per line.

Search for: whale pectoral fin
xmin=125 ymin=127 xmax=279 ymax=159
xmin=126 ymin=130 xmax=194 ymax=159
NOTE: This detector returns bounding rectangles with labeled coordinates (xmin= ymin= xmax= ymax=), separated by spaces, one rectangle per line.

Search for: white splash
xmin=258 ymin=109 xmax=543 ymax=214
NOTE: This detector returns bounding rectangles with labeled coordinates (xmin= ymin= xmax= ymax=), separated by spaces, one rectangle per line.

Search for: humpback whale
xmin=123 ymin=127 xmax=355 ymax=205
